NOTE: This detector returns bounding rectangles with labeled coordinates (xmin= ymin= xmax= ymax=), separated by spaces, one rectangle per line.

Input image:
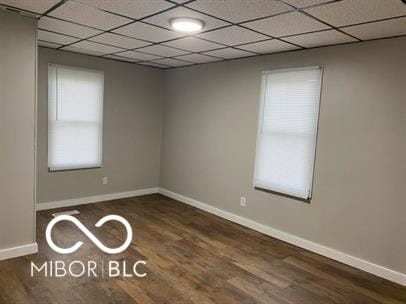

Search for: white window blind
xmin=254 ymin=67 xmax=322 ymax=199
xmin=48 ymin=64 xmax=104 ymax=171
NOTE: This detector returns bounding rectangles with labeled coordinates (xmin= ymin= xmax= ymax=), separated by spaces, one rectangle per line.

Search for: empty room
xmin=0 ymin=0 xmax=405 ymax=303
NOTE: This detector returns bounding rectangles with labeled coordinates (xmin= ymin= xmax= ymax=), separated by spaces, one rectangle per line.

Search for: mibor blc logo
xmin=46 ymin=215 xmax=132 ymax=254
xmin=31 ymin=214 xmax=147 ymax=278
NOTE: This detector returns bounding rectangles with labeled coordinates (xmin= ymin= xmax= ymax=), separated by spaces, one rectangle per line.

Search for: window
xmin=48 ymin=64 xmax=104 ymax=171
xmin=254 ymin=67 xmax=322 ymax=199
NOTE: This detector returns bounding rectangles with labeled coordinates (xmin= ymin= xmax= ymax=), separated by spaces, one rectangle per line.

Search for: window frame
xmin=253 ymin=66 xmax=323 ymax=200
xmin=47 ymin=63 xmax=105 ymax=172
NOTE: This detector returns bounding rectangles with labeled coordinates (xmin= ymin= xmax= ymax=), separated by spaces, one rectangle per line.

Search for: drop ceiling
xmin=1 ymin=0 xmax=405 ymax=69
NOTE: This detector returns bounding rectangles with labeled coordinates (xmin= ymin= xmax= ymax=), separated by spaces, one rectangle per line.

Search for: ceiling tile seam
xmin=115 ymin=33 xmax=406 ymax=69
xmin=0 ymin=3 xmax=39 ymax=17
xmin=278 ymin=0 xmax=363 ymax=42
xmin=174 ymin=5 xmax=308 ymax=50
xmin=50 ymin=0 xmax=185 ymax=50
xmin=337 ymin=15 xmax=406 ymax=29
xmin=41 ymin=9 xmax=406 ymax=53
xmin=69 ymin=0 xmax=160 ymax=22
xmin=38 ymin=28 xmax=84 ymax=40
xmin=40 ymin=0 xmax=67 ymax=18
xmin=300 ymin=9 xmax=363 ymax=41
xmin=38 ymin=39 xmax=61 ymax=46
xmin=165 ymin=0 xmax=197 ymax=6
xmin=171 ymin=53 xmax=226 ymax=61
xmin=39 ymin=15 xmax=104 ymax=31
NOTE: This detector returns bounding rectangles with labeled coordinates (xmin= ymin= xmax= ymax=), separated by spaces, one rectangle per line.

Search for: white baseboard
xmin=0 ymin=243 xmax=38 ymax=261
xmin=159 ymin=188 xmax=406 ymax=286
xmin=36 ymin=187 xmax=159 ymax=211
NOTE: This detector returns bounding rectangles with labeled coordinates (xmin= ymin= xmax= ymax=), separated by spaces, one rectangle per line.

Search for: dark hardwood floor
xmin=0 ymin=194 xmax=405 ymax=303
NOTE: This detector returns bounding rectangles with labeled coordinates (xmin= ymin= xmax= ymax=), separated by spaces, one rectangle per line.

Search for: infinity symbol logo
xmin=46 ymin=215 xmax=133 ymax=254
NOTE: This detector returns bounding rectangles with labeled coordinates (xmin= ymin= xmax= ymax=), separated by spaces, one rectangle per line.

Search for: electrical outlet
xmin=240 ymin=197 xmax=247 ymax=207
xmin=102 ymin=177 xmax=108 ymax=185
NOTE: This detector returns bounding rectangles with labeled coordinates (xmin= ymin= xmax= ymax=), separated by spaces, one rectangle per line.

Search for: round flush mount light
xmin=169 ymin=17 xmax=205 ymax=33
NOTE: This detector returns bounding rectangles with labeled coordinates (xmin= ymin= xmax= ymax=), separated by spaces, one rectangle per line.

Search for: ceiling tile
xmin=75 ymin=0 xmax=174 ymax=20
xmin=49 ymin=1 xmax=131 ymax=30
xmin=144 ymin=6 xmax=230 ymax=32
xmin=342 ymin=17 xmax=406 ymax=41
xmin=62 ymin=45 xmax=105 ymax=56
xmin=169 ymin=0 xmax=190 ymax=3
xmin=90 ymin=33 xmax=151 ymax=49
xmin=238 ymin=39 xmax=300 ymax=54
xmin=197 ymin=26 xmax=268 ymax=46
xmin=136 ymin=45 xmax=190 ymax=57
xmin=284 ymin=29 xmax=357 ymax=48
xmin=38 ymin=16 xmax=103 ymax=39
xmin=113 ymin=22 xmax=184 ymax=42
xmin=305 ymin=0 xmax=406 ymax=27
xmin=38 ymin=41 xmax=62 ymax=48
xmin=186 ymin=0 xmax=293 ymax=23
xmin=151 ymin=58 xmax=193 ymax=67
xmin=202 ymin=47 xmax=256 ymax=59
xmin=175 ymin=53 xmax=223 ymax=63
xmin=65 ymin=40 xmax=124 ymax=55
xmin=283 ymin=0 xmax=332 ymax=8
xmin=243 ymin=11 xmax=329 ymax=37
xmin=103 ymin=54 xmax=139 ymax=62
xmin=38 ymin=30 xmax=79 ymax=45
xmin=138 ymin=62 xmax=170 ymax=68
xmin=163 ymin=37 xmax=223 ymax=52
xmin=0 ymin=0 xmax=60 ymax=14
xmin=114 ymin=50 xmax=163 ymax=61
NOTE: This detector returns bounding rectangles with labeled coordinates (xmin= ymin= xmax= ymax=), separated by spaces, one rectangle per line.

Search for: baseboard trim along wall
xmin=36 ymin=188 xmax=159 ymax=211
xmin=158 ymin=188 xmax=406 ymax=286
xmin=0 ymin=243 xmax=38 ymax=261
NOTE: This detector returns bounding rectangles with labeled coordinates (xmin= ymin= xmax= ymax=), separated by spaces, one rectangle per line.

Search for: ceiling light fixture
xmin=169 ymin=17 xmax=205 ymax=33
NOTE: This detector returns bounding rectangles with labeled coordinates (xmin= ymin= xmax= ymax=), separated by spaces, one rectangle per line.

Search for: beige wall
xmin=160 ymin=37 xmax=406 ymax=274
xmin=37 ymin=48 xmax=163 ymax=203
xmin=0 ymin=12 xmax=37 ymax=249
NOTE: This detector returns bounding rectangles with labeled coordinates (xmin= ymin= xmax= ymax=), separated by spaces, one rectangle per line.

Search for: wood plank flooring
xmin=0 ymin=194 xmax=405 ymax=303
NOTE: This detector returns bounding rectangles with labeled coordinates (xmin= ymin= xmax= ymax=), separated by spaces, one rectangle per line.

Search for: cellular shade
xmin=254 ymin=67 xmax=322 ymax=199
xmin=48 ymin=64 xmax=104 ymax=171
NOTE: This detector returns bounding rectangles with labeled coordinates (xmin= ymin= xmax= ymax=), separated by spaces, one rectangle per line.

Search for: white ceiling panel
xmin=197 ymin=26 xmax=268 ymax=46
xmin=169 ymin=0 xmax=190 ymax=3
xmin=138 ymin=61 xmax=171 ymax=68
xmin=38 ymin=30 xmax=79 ymax=45
xmin=202 ymin=47 xmax=256 ymax=59
xmin=0 ymin=0 xmax=60 ymax=14
xmin=342 ymin=18 xmax=406 ymax=41
xmin=144 ymin=6 xmax=230 ymax=32
xmin=38 ymin=16 xmax=103 ymax=39
xmin=103 ymin=54 xmax=139 ymax=62
xmin=283 ymin=0 xmax=333 ymax=9
xmin=37 ymin=0 xmax=406 ymax=68
xmin=113 ymin=22 xmax=184 ymax=42
xmin=238 ymin=39 xmax=300 ymax=54
xmin=284 ymin=29 xmax=357 ymax=48
xmin=49 ymin=1 xmax=131 ymax=30
xmin=175 ymin=53 xmax=223 ymax=63
xmin=136 ymin=44 xmax=190 ymax=57
xmin=66 ymin=40 xmax=124 ymax=55
xmin=151 ymin=58 xmax=193 ymax=67
xmin=163 ymin=37 xmax=223 ymax=52
xmin=115 ymin=50 xmax=163 ymax=61
xmin=305 ymin=0 xmax=406 ymax=27
xmin=186 ymin=0 xmax=293 ymax=23
xmin=243 ymin=11 xmax=330 ymax=37
xmin=38 ymin=40 xmax=62 ymax=49
xmin=62 ymin=45 xmax=105 ymax=56
xmin=90 ymin=33 xmax=151 ymax=49
xmin=75 ymin=0 xmax=174 ymax=20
